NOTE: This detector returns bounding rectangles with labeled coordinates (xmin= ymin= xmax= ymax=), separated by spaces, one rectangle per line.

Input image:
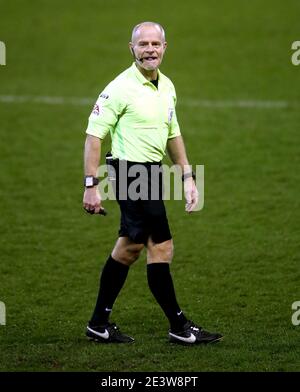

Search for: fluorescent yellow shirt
xmin=86 ymin=63 xmax=181 ymax=162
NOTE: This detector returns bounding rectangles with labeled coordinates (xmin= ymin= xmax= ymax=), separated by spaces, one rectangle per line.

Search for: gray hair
xmin=131 ymin=22 xmax=166 ymax=42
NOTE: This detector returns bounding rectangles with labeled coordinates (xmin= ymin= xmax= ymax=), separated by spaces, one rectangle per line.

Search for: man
xmin=83 ymin=22 xmax=222 ymax=345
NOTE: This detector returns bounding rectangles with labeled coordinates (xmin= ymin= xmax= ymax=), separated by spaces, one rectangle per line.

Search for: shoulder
xmin=98 ymin=66 xmax=132 ymax=103
xmin=159 ymin=71 xmax=176 ymax=93
xmin=159 ymin=70 xmax=177 ymax=106
xmin=104 ymin=68 xmax=130 ymax=92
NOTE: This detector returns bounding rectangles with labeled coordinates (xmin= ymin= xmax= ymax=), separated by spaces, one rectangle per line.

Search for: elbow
xmin=85 ymin=134 xmax=102 ymax=149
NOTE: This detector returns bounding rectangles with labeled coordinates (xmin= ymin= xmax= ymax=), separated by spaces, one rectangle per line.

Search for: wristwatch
xmin=84 ymin=175 xmax=99 ymax=188
xmin=182 ymin=171 xmax=196 ymax=181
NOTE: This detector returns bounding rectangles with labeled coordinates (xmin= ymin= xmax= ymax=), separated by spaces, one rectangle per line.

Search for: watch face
xmin=85 ymin=177 xmax=94 ymax=187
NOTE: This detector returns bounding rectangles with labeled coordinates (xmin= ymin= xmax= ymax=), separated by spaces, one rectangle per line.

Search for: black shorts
xmin=113 ymin=160 xmax=172 ymax=245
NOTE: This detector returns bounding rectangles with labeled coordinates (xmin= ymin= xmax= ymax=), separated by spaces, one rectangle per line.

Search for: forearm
xmin=167 ymin=136 xmax=191 ymax=174
xmin=168 ymin=135 xmax=198 ymax=212
xmin=84 ymin=135 xmax=102 ymax=176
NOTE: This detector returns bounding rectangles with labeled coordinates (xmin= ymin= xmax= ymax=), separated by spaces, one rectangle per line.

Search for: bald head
xmin=131 ymin=21 xmax=166 ymax=43
xmin=129 ymin=21 xmax=167 ymax=79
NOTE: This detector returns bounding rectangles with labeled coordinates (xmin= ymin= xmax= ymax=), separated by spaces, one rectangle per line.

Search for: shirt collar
xmin=131 ymin=62 xmax=160 ymax=85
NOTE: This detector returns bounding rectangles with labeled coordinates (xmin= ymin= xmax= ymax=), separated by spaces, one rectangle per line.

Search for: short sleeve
xmin=86 ymin=82 xmax=125 ymax=139
xmin=168 ymin=89 xmax=181 ymax=139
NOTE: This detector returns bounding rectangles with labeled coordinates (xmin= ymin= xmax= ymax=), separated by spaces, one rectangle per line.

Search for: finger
xmin=190 ymin=191 xmax=199 ymax=210
xmin=94 ymin=205 xmax=101 ymax=214
xmin=187 ymin=198 xmax=198 ymax=213
xmin=83 ymin=203 xmax=96 ymax=214
xmin=185 ymin=194 xmax=198 ymax=213
xmin=190 ymin=186 xmax=199 ymax=208
xmin=84 ymin=202 xmax=92 ymax=210
xmin=83 ymin=200 xmax=93 ymax=208
xmin=188 ymin=202 xmax=197 ymax=212
xmin=185 ymin=203 xmax=193 ymax=213
xmin=185 ymin=202 xmax=193 ymax=212
xmin=185 ymin=191 xmax=192 ymax=204
xmin=93 ymin=198 xmax=102 ymax=213
xmin=85 ymin=207 xmax=95 ymax=214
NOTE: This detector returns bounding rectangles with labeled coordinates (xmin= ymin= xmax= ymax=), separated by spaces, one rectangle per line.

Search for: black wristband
xmin=182 ymin=171 xmax=196 ymax=181
xmin=84 ymin=175 xmax=99 ymax=188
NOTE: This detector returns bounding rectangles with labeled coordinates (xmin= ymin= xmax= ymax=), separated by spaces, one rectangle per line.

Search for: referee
xmin=83 ymin=22 xmax=222 ymax=344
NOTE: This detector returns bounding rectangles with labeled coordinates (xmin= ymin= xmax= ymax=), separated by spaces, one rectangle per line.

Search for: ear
xmin=129 ymin=42 xmax=134 ymax=55
xmin=163 ymin=41 xmax=168 ymax=51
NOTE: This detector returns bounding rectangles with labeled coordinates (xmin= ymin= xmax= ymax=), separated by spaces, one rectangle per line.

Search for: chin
xmin=143 ymin=64 xmax=158 ymax=71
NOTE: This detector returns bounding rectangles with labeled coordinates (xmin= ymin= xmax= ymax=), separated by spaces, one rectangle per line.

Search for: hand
xmin=83 ymin=187 xmax=102 ymax=215
xmin=184 ymin=178 xmax=199 ymax=213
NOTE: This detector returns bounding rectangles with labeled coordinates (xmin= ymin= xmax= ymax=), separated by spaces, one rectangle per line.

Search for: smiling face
xmin=129 ymin=23 xmax=167 ymax=80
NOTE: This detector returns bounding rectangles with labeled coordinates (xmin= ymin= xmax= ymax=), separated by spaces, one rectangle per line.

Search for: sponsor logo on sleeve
xmin=92 ymin=104 xmax=100 ymax=116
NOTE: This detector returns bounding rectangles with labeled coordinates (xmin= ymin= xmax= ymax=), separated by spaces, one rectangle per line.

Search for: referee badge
xmin=168 ymin=108 xmax=174 ymax=124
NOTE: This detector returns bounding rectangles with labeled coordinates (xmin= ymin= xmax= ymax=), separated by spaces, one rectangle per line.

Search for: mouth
xmin=143 ymin=57 xmax=158 ymax=61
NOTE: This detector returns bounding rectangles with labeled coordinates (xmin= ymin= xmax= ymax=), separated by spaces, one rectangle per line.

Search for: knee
xmin=126 ymin=244 xmax=143 ymax=263
xmin=113 ymin=243 xmax=143 ymax=266
xmin=147 ymin=239 xmax=174 ymax=263
xmin=164 ymin=241 xmax=174 ymax=262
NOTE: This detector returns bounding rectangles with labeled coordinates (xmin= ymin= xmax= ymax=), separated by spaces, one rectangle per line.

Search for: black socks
xmin=147 ymin=262 xmax=187 ymax=332
xmin=89 ymin=255 xmax=129 ymax=326
xmin=89 ymin=257 xmax=187 ymax=332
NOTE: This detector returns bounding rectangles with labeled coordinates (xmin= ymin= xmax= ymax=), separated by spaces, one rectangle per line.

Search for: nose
xmin=145 ymin=44 xmax=155 ymax=52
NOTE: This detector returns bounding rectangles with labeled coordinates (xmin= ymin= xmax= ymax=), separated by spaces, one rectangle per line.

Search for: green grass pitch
xmin=0 ymin=0 xmax=300 ymax=371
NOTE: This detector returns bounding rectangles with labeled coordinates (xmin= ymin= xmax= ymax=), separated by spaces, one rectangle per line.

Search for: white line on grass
xmin=0 ymin=95 xmax=93 ymax=105
xmin=182 ymin=99 xmax=293 ymax=109
xmin=0 ymin=95 xmax=296 ymax=109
